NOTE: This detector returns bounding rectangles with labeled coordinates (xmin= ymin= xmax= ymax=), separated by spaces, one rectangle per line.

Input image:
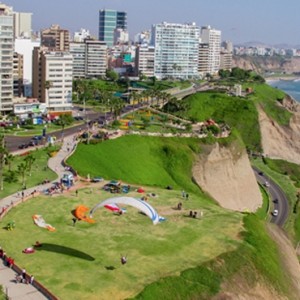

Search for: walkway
xmin=0 ymin=134 xmax=78 ymax=300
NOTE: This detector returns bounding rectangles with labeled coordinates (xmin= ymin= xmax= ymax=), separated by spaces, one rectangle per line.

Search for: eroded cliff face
xmin=193 ymin=143 xmax=262 ymax=212
xmin=233 ymin=56 xmax=300 ymax=74
xmin=259 ymin=101 xmax=300 ymax=164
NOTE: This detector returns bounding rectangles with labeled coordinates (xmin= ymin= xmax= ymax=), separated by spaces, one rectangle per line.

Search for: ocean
xmin=268 ymin=79 xmax=300 ymax=102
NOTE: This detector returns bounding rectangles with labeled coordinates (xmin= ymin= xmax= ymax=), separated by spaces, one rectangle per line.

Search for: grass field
xmin=0 ymin=185 xmax=242 ymax=300
xmin=180 ymin=92 xmax=261 ymax=152
xmin=67 ymin=135 xmax=205 ymax=196
xmin=0 ymin=147 xmax=57 ymax=199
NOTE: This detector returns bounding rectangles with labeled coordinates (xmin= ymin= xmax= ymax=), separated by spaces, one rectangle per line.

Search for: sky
xmin=4 ymin=0 xmax=300 ymax=46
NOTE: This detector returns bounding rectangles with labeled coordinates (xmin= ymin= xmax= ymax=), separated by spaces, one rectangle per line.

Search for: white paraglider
xmin=90 ymin=196 xmax=161 ymax=225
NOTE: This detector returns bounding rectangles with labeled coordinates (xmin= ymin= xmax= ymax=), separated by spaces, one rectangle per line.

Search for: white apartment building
xmin=13 ymin=12 xmax=31 ymax=38
xmin=0 ymin=3 xmax=14 ymax=112
xmin=135 ymin=45 xmax=155 ymax=78
xmin=85 ymin=40 xmax=107 ymax=78
xmin=69 ymin=42 xmax=86 ymax=78
xmin=151 ymin=22 xmax=200 ymax=79
xmin=73 ymin=28 xmax=90 ymax=43
xmin=200 ymin=26 xmax=221 ymax=74
xmin=114 ymin=28 xmax=129 ymax=45
xmin=15 ymin=38 xmax=40 ymax=97
xmin=70 ymin=40 xmax=107 ymax=78
xmin=33 ymin=49 xmax=73 ymax=111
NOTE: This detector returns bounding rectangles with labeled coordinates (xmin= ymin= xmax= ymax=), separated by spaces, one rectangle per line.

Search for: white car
xmin=264 ymin=181 xmax=270 ymax=187
xmin=272 ymin=209 xmax=278 ymax=217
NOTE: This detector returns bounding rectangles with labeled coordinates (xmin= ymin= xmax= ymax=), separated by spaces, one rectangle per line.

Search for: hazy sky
xmin=4 ymin=0 xmax=300 ymax=45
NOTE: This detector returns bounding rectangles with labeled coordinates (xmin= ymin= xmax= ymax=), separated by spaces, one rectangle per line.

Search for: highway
xmin=253 ymin=167 xmax=289 ymax=227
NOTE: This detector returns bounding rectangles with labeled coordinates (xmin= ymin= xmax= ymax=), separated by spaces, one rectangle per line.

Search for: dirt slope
xmin=192 ymin=142 xmax=262 ymax=212
xmin=258 ymin=101 xmax=300 ymax=164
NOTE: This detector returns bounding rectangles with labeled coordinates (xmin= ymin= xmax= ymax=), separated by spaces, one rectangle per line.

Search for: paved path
xmin=0 ymin=134 xmax=78 ymax=300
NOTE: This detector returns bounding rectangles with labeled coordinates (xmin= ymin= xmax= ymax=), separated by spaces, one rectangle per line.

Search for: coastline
xmin=265 ymin=75 xmax=300 ymax=82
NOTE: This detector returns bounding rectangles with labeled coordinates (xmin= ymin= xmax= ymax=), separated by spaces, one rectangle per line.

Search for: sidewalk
xmin=0 ymin=135 xmax=78 ymax=300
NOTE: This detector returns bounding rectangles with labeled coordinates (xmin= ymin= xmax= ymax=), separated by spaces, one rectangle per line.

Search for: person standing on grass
xmin=75 ymin=190 xmax=78 ymax=197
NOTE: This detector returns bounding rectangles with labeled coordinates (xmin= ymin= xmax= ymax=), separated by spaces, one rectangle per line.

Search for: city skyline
xmin=4 ymin=0 xmax=300 ymax=46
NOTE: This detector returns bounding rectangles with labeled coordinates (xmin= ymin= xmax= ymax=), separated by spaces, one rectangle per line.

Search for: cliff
xmin=193 ymin=142 xmax=262 ymax=212
xmin=232 ymin=56 xmax=300 ymax=74
xmin=259 ymin=98 xmax=300 ymax=164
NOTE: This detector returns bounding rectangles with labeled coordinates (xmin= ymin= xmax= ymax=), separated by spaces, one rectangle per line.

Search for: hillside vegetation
xmin=67 ymin=135 xmax=205 ymax=196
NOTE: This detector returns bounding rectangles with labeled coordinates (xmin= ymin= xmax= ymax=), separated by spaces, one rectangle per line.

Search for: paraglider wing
xmin=32 ymin=215 xmax=56 ymax=231
xmin=90 ymin=197 xmax=160 ymax=224
xmin=104 ymin=203 xmax=121 ymax=212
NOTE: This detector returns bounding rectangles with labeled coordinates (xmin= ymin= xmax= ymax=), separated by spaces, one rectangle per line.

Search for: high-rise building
xmin=98 ymin=9 xmax=127 ymax=47
xmin=73 ymin=28 xmax=90 ymax=43
xmin=198 ymin=43 xmax=209 ymax=77
xmin=151 ymin=22 xmax=200 ymax=79
xmin=70 ymin=40 xmax=107 ymax=79
xmin=200 ymin=26 xmax=221 ymax=74
xmin=0 ymin=3 xmax=14 ymax=112
xmin=15 ymin=38 xmax=40 ymax=97
xmin=41 ymin=24 xmax=70 ymax=51
xmin=32 ymin=48 xmax=73 ymax=111
xmin=13 ymin=12 xmax=32 ymax=38
xmin=114 ymin=28 xmax=129 ymax=45
xmin=13 ymin=52 xmax=23 ymax=97
xmin=135 ymin=45 xmax=155 ymax=78
xmin=85 ymin=40 xmax=107 ymax=78
xmin=69 ymin=42 xmax=86 ymax=78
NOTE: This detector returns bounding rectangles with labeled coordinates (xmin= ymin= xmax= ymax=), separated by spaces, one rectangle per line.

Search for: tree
xmin=0 ymin=135 xmax=7 ymax=190
xmin=105 ymin=69 xmax=119 ymax=82
xmin=109 ymin=97 xmax=125 ymax=120
xmin=24 ymin=154 xmax=36 ymax=177
xmin=18 ymin=162 xmax=27 ymax=189
xmin=5 ymin=153 xmax=14 ymax=172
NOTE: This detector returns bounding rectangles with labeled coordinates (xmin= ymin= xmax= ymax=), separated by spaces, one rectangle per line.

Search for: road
xmin=253 ymin=167 xmax=289 ymax=227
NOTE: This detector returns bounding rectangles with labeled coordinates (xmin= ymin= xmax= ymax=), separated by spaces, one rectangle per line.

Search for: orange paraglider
xmin=73 ymin=205 xmax=96 ymax=223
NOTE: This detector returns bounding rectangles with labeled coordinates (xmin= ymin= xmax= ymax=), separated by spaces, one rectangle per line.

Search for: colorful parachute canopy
xmin=32 ymin=215 xmax=56 ymax=231
xmin=90 ymin=196 xmax=160 ymax=224
xmin=104 ymin=203 xmax=121 ymax=212
xmin=73 ymin=205 xmax=96 ymax=223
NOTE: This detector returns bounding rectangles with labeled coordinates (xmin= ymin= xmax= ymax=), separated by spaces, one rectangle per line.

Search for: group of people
xmin=1 ymin=247 xmax=35 ymax=285
xmin=0 ymin=247 xmax=14 ymax=268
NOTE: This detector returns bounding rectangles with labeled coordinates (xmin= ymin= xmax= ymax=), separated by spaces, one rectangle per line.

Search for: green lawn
xmin=133 ymin=214 xmax=290 ymax=299
xmin=0 ymin=186 xmax=242 ymax=300
xmin=181 ymin=92 xmax=261 ymax=152
xmin=67 ymin=135 xmax=205 ymax=196
xmin=0 ymin=147 xmax=57 ymax=199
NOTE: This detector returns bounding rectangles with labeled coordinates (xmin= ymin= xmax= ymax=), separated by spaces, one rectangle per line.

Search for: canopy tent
xmin=90 ymin=196 xmax=160 ymax=224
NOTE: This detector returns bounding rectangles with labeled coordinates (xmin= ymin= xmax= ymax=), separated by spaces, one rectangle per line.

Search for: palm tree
xmin=0 ymin=135 xmax=7 ymax=190
xmin=109 ymin=97 xmax=125 ymax=120
xmin=18 ymin=162 xmax=27 ymax=189
xmin=24 ymin=154 xmax=36 ymax=177
xmin=5 ymin=153 xmax=14 ymax=172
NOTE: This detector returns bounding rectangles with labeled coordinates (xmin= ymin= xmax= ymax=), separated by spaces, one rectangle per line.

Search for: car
xmin=91 ymin=177 xmax=104 ymax=183
xmin=264 ymin=181 xmax=270 ymax=187
xmin=18 ymin=143 xmax=28 ymax=149
xmin=28 ymin=140 xmax=37 ymax=147
xmin=32 ymin=135 xmax=43 ymax=141
xmin=273 ymin=199 xmax=278 ymax=204
xmin=272 ymin=209 xmax=278 ymax=217
xmin=258 ymin=171 xmax=264 ymax=176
